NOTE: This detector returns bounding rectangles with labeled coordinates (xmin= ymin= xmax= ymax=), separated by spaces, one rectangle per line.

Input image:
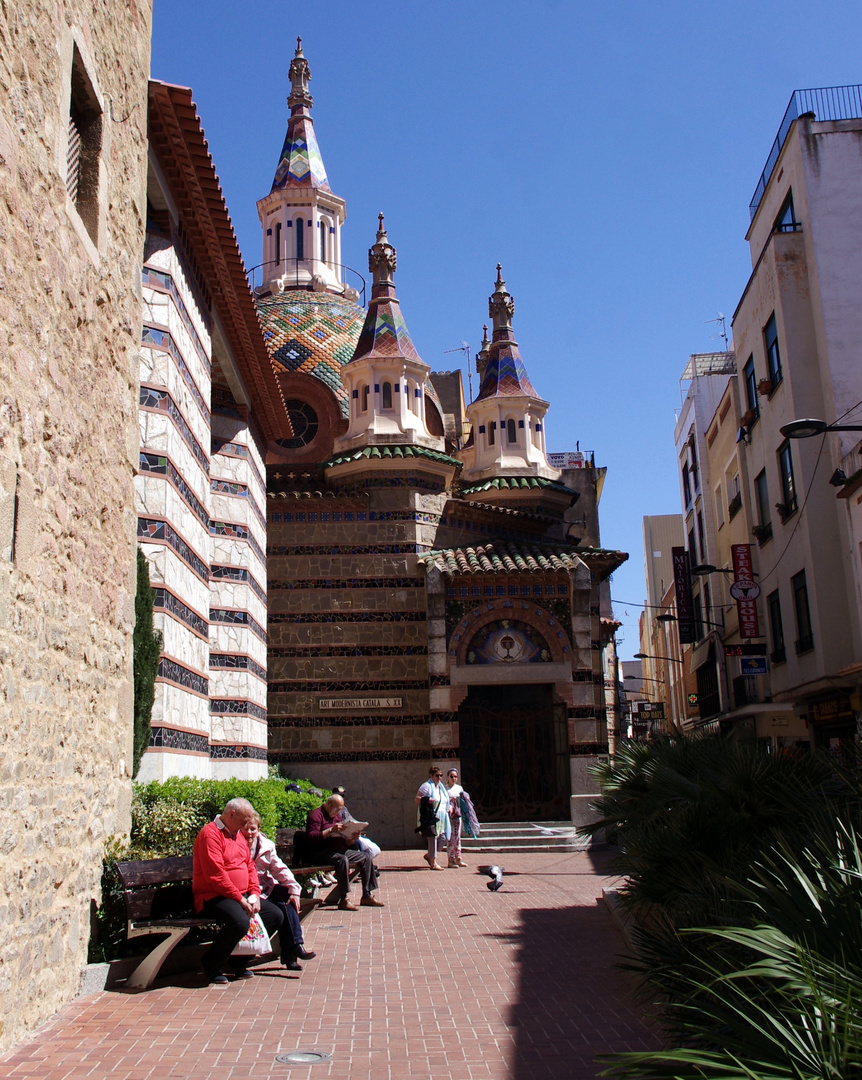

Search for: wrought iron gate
xmin=458 ymin=684 xmax=570 ymax=821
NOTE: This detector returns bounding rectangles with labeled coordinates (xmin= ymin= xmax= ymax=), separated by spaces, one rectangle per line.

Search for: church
xmin=135 ymin=40 xmax=626 ymax=846
xmin=252 ymin=42 xmax=627 ymax=845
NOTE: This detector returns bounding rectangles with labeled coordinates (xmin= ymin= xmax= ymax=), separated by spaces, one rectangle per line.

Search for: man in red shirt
xmin=306 ymin=794 xmax=384 ymax=911
xmin=193 ymin=797 xmax=284 ymax=984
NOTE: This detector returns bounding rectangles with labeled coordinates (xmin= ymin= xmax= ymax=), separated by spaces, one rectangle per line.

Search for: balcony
xmin=752 ymin=522 xmax=773 ymax=546
xmin=776 ymin=498 xmax=798 ymax=524
xmin=728 ymin=492 xmax=743 ymax=520
xmin=750 ymin=86 xmax=862 ymax=220
xmin=770 ymin=647 xmax=786 ymax=665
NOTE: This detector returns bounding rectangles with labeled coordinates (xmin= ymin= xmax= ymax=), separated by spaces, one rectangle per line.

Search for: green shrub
xmin=132 ymin=549 xmax=162 ymax=779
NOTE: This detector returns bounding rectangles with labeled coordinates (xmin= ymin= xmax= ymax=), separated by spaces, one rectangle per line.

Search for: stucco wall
xmin=0 ymin=0 xmax=151 ymax=1051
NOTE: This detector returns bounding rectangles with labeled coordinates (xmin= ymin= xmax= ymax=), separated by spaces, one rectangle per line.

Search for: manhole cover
xmin=275 ymin=1050 xmax=333 ymax=1065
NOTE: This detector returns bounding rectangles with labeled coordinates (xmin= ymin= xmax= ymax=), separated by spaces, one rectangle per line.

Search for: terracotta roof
xmin=326 ymin=444 xmax=461 ymax=469
xmin=147 ymin=81 xmax=290 ymax=442
xmin=419 ymin=541 xmax=628 ymax=581
xmin=460 ymin=475 xmax=573 ymax=496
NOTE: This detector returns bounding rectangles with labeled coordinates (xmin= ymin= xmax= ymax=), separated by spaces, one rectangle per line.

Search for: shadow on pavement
xmin=486 ymin=903 xmax=657 ymax=1080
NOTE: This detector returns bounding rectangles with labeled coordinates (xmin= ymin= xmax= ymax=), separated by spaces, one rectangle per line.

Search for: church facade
xmin=257 ymin=44 xmax=626 ymax=846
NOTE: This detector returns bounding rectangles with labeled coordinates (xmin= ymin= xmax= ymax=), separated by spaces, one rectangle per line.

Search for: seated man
xmin=306 ymin=794 xmax=384 ymax=911
xmin=240 ymin=811 xmax=316 ymax=972
xmin=192 ymin=797 xmax=284 ymax=985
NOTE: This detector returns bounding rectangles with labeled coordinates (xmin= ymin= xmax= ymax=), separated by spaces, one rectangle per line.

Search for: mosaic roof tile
xmin=460 ymin=475 xmax=573 ymax=496
xmin=272 ymin=116 xmax=330 ymax=192
xmin=256 ymin=292 xmax=366 ymax=416
xmin=326 ymin=444 xmax=462 ymax=469
xmin=476 ymin=342 xmax=538 ymax=400
xmin=352 ymin=295 xmax=422 ymax=364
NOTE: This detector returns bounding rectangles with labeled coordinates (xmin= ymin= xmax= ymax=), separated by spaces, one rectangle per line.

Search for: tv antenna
xmin=444 ymin=341 xmax=472 ymax=401
xmin=705 ymin=312 xmax=728 ymax=352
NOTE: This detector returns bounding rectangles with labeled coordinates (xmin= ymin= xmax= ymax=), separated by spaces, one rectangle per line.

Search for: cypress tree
xmin=133 ymin=548 xmax=162 ymax=778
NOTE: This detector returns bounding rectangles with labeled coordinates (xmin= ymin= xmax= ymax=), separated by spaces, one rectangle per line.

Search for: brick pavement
xmin=0 ymin=849 xmax=658 ymax=1080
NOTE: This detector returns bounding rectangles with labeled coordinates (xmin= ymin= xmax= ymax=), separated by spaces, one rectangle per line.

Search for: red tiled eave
xmin=147 ymin=81 xmax=291 ymax=443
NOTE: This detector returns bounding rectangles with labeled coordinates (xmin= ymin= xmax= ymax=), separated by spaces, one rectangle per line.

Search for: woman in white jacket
xmin=241 ymin=813 xmax=317 ymax=971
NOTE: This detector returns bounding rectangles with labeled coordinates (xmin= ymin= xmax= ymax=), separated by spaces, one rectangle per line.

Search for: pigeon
xmin=485 ymin=865 xmax=504 ymax=891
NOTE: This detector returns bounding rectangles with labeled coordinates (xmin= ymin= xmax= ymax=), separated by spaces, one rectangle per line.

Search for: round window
xmin=276 ymin=400 xmax=319 ymax=449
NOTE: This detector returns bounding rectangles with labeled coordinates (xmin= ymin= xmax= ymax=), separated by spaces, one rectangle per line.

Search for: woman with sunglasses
xmin=415 ymin=765 xmax=451 ymax=869
xmin=445 ymin=768 xmax=468 ymax=868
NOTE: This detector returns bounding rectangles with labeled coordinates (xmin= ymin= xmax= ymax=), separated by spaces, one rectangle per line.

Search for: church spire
xmin=271 ymin=38 xmax=330 ymax=192
xmin=475 ymin=266 xmax=537 ymax=401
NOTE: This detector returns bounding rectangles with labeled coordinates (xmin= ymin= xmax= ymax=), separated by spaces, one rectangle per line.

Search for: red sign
xmin=731 ymin=544 xmax=759 ymax=639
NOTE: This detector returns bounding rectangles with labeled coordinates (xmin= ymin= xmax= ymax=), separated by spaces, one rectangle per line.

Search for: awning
xmin=690 ymin=638 xmax=714 ymax=672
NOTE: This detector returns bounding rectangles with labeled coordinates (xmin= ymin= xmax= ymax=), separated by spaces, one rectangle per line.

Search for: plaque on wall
xmin=319 ymin=697 xmax=403 ymax=710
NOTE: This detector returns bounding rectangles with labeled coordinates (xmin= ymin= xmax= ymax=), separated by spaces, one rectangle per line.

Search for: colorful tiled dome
xmin=256 ymin=292 xmax=366 ymax=416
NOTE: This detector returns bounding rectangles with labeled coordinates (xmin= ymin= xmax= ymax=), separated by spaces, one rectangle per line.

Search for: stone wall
xmin=0 ymin=0 xmax=151 ymax=1051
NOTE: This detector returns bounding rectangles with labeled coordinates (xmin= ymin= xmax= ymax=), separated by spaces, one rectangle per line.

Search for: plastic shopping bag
xmin=231 ymin=912 xmax=271 ymax=957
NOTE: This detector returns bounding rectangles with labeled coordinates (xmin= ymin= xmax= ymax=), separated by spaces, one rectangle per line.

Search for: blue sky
xmin=152 ymin=1 xmax=862 ymax=659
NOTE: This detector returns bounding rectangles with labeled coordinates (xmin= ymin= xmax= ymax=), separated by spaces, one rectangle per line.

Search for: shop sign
xmin=812 ymin=696 xmax=854 ymax=724
xmin=741 ymin=656 xmax=767 ymax=675
xmin=731 ymin=544 xmax=760 ymax=638
xmin=319 ymin=697 xmax=403 ymax=710
xmin=672 ymin=546 xmax=697 ymax=643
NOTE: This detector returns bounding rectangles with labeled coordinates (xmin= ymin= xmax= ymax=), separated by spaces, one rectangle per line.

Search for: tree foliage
xmin=132 ymin=548 xmax=162 ymax=779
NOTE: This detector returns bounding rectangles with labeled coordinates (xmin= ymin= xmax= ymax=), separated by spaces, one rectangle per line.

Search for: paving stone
xmin=0 ymin=850 xmax=657 ymax=1080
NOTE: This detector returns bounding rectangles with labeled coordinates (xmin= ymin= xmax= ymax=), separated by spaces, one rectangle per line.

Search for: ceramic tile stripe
xmin=210 ymin=698 xmax=267 ymax=721
xmin=209 ymin=743 xmax=268 ymax=760
xmin=140 ymin=384 xmax=210 ymax=475
xmin=142 ymin=258 xmax=212 ymax=366
xmin=267 ymin=679 xmax=428 ymax=693
xmin=209 ymin=652 xmax=267 ymax=682
xmin=157 ymin=657 xmax=209 ymax=696
xmin=212 ymin=437 xmax=267 ymax=498
xmin=137 ymin=517 xmax=210 ymax=583
xmin=142 ymin=323 xmax=210 ymax=423
xmin=271 ymin=748 xmax=455 ymax=763
xmin=153 ymin=587 xmax=209 ymax=639
xmin=477 ymin=341 xmax=538 ymax=400
xmin=210 ymin=607 xmax=267 ymax=642
xmin=267 ymin=543 xmax=418 ymax=556
xmin=140 ymin=452 xmax=209 ymax=529
xmin=267 ymin=577 xmax=423 ymax=591
xmin=268 ymin=611 xmax=426 ymax=624
xmin=267 ymin=714 xmax=432 ymax=728
xmin=149 ymin=726 xmax=208 ymax=753
xmin=211 ymin=564 xmax=267 ymax=605
xmin=269 ymin=644 xmax=427 ymax=658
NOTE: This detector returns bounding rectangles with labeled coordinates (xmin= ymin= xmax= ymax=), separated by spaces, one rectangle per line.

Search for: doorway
xmin=458 ymin=683 xmax=570 ymax=821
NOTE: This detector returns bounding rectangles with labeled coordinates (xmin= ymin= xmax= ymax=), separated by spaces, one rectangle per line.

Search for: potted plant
xmin=757 ymin=377 xmax=773 ymax=396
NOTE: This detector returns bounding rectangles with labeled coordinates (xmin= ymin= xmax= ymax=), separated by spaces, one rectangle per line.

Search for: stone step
xmin=460 ymin=820 xmax=593 ymax=853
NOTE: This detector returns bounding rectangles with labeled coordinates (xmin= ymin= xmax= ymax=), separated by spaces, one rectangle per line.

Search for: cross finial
xmin=296 ymin=36 xmax=302 ymax=53
xmin=496 ymin=264 xmax=503 ymax=284
xmin=378 ymin=212 xmax=385 ymax=231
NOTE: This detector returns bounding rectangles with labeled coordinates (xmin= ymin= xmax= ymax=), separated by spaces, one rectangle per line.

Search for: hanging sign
xmin=731 ymin=544 xmax=760 ymax=638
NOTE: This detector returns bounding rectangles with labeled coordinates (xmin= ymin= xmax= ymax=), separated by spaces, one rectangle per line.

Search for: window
xmin=382 ymin=382 xmax=392 ymax=409
xmin=703 ymin=580 xmax=713 ymax=632
xmin=507 ymin=418 xmax=517 ymax=443
xmin=361 ymin=385 xmax=369 ymax=412
xmin=687 ymin=525 xmax=697 ymax=567
xmin=775 ymin=191 xmax=799 ymax=233
xmin=714 ymin=484 xmax=725 ymax=529
xmin=696 ymin=508 xmax=706 ymax=563
xmin=682 ymin=463 xmax=692 ymax=507
xmin=319 ymin=220 xmax=326 ymax=262
xmin=743 ymin=355 xmax=758 ymax=420
xmin=689 ymin=438 xmax=699 ymax=492
xmin=67 ymin=44 xmax=102 ymax=244
xmin=727 ymin=469 xmax=742 ymax=520
xmin=693 ymin=589 xmax=704 ymax=641
xmin=488 ymin=422 xmax=495 ymax=446
xmin=764 ymin=313 xmax=782 ymax=386
xmin=295 ymin=217 xmax=304 ymax=259
xmin=753 ymin=470 xmax=772 ymax=544
xmin=791 ymin=570 xmax=814 ymax=654
xmin=768 ymin=590 xmax=785 ymax=663
xmin=274 ymin=222 xmax=281 ymax=267
xmin=777 ymin=440 xmax=797 ymax=520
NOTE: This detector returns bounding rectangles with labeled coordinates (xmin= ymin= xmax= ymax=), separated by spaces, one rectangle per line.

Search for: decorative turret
xmin=334 ymin=216 xmax=444 ymax=450
xmin=256 ymin=39 xmax=353 ymax=298
xmin=474 ymin=324 xmax=490 ymax=380
xmin=459 ymin=267 xmax=566 ymax=506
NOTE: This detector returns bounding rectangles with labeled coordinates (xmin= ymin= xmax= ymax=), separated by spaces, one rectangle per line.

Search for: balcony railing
xmin=728 ymin=491 xmax=743 ymax=520
xmin=752 ymin=522 xmax=773 ymax=546
xmin=750 ymin=86 xmax=862 ymax=220
xmin=246 ymin=257 xmax=367 ymax=304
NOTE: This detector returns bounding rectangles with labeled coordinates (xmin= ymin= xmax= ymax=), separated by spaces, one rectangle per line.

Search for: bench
xmin=115 ymin=856 xmax=218 ymax=991
xmin=114 ymin=854 xmax=326 ymax=992
xmin=276 ymin=828 xmax=359 ymax=906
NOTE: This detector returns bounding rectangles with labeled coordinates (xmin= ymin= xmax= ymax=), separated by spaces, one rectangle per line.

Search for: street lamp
xmin=634 ymin=652 xmax=685 ymax=665
xmin=780 ymin=418 xmax=862 ymax=440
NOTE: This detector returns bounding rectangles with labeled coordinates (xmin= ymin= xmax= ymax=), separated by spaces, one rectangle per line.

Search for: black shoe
xmin=282 ymin=959 xmax=302 ymax=971
xmin=294 ymin=947 xmax=316 ymax=961
xmin=233 ymin=970 xmax=254 ymax=980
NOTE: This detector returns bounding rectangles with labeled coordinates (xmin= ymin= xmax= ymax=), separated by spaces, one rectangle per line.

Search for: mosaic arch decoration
xmin=465 ymin=619 xmax=553 ymax=665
